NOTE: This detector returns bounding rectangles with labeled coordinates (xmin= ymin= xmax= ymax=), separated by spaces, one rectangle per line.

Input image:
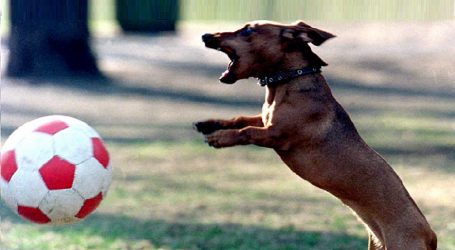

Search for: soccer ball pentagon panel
xmin=1 ymin=115 xmax=112 ymax=225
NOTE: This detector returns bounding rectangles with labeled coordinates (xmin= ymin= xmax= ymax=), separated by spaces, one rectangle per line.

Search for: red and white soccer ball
xmin=0 ymin=115 xmax=112 ymax=225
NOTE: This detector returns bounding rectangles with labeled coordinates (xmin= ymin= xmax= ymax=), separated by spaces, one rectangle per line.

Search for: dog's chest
xmin=261 ymin=102 xmax=273 ymax=126
xmin=261 ymin=87 xmax=277 ymax=125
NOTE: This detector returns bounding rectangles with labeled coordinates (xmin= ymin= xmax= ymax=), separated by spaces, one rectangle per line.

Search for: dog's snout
xmin=202 ymin=33 xmax=221 ymax=49
xmin=202 ymin=33 xmax=214 ymax=43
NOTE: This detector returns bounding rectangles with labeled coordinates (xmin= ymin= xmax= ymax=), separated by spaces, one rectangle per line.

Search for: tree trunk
xmin=7 ymin=0 xmax=101 ymax=79
xmin=116 ymin=0 xmax=179 ymax=33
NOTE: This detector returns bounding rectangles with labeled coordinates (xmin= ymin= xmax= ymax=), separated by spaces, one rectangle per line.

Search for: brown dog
xmin=194 ymin=20 xmax=437 ymax=249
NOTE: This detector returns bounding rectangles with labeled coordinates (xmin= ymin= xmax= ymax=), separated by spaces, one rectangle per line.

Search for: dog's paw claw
xmin=192 ymin=122 xmax=199 ymax=131
xmin=193 ymin=122 xmax=204 ymax=133
xmin=193 ymin=121 xmax=222 ymax=135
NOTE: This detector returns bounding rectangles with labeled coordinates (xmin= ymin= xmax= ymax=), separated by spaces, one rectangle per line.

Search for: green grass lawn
xmin=0 ymin=140 xmax=368 ymax=250
xmin=2 ymin=112 xmax=455 ymax=249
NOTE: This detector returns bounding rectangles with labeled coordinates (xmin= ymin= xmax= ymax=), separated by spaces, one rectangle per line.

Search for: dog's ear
xmin=299 ymin=27 xmax=336 ymax=46
xmin=283 ymin=21 xmax=335 ymax=46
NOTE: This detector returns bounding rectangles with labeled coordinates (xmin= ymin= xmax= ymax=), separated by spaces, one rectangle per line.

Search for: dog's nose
xmin=202 ymin=33 xmax=214 ymax=43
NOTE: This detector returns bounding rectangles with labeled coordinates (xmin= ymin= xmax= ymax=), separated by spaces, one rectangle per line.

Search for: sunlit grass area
xmin=2 ymin=115 xmax=455 ymax=249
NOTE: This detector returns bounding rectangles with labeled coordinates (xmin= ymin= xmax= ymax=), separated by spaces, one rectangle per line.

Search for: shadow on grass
xmin=2 ymin=118 xmax=453 ymax=173
xmin=15 ymin=75 xmax=455 ymax=110
xmin=375 ymin=145 xmax=455 ymax=160
xmin=326 ymin=77 xmax=455 ymax=100
xmin=6 ymin=75 xmax=261 ymax=109
xmin=0 ymin=205 xmax=367 ymax=249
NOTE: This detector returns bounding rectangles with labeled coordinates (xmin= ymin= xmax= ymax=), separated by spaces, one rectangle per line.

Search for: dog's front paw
xmin=205 ymin=130 xmax=242 ymax=148
xmin=193 ymin=120 xmax=223 ymax=135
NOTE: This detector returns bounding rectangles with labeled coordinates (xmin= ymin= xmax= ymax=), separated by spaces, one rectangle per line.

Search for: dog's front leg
xmin=206 ymin=126 xmax=289 ymax=150
xmin=194 ymin=115 xmax=263 ymax=135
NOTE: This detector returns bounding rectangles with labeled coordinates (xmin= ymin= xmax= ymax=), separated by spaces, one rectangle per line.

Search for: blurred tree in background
xmin=116 ymin=0 xmax=179 ymax=32
xmin=7 ymin=0 xmax=101 ymax=79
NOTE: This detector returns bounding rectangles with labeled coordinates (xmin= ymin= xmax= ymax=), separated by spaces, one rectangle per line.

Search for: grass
xmin=2 ymin=118 xmax=455 ymax=249
xmin=1 ymin=140 xmax=369 ymax=250
xmin=1 ymin=84 xmax=455 ymax=249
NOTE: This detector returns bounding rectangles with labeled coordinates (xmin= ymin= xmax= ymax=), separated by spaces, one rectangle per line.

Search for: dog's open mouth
xmin=216 ymin=46 xmax=239 ymax=84
xmin=202 ymin=33 xmax=240 ymax=84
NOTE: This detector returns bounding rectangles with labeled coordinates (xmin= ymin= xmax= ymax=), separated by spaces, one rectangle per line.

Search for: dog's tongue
xmin=219 ymin=60 xmax=237 ymax=83
xmin=219 ymin=70 xmax=237 ymax=84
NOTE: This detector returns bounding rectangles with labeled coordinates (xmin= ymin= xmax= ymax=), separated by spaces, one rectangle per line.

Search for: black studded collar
xmin=258 ymin=66 xmax=321 ymax=87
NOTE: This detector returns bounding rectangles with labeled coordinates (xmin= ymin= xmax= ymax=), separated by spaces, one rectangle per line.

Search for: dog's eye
xmin=240 ymin=27 xmax=254 ymax=37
